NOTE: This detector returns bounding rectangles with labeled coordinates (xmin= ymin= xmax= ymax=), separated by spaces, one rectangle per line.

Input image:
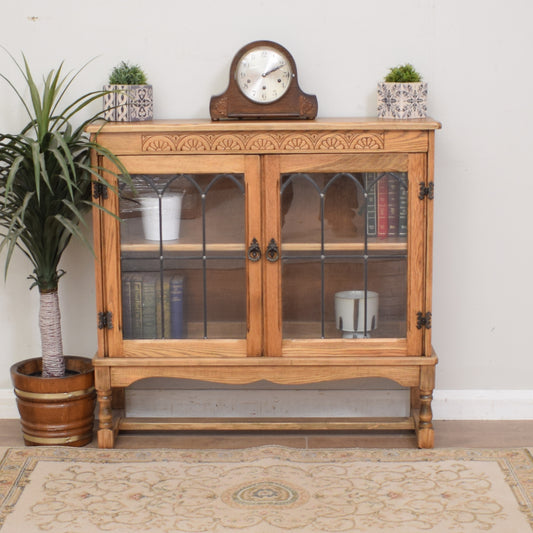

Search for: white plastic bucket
xmin=335 ymin=290 xmax=379 ymax=337
xmin=141 ymin=194 xmax=183 ymax=241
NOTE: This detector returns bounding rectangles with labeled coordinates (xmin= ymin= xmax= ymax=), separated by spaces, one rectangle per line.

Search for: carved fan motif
xmin=281 ymin=135 xmax=313 ymax=151
xmin=352 ymin=134 xmax=385 ymax=150
xmin=142 ymin=136 xmax=175 ymax=152
xmin=141 ymin=131 xmax=385 ymax=154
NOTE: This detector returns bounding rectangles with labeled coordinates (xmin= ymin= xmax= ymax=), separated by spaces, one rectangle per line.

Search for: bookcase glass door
xmin=280 ymin=171 xmax=408 ymax=340
xmin=119 ymin=173 xmax=246 ymax=340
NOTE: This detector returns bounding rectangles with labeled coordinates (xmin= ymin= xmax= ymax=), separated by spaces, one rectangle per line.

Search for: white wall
xmin=1 ymin=0 xmax=532 ymax=418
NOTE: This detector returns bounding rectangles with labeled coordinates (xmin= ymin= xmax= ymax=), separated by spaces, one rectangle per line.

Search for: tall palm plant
xmin=0 ymin=52 xmax=129 ymax=378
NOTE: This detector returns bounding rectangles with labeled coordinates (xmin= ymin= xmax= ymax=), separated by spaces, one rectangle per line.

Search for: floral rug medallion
xmin=0 ymin=446 xmax=532 ymax=532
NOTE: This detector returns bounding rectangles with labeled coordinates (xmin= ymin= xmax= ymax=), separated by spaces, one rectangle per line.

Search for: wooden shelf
xmin=120 ymin=199 xmax=407 ymax=255
xmin=121 ymin=240 xmax=408 ymax=254
xmin=121 ymin=320 xmax=405 ymax=343
xmin=122 ymin=242 xmax=244 ymax=253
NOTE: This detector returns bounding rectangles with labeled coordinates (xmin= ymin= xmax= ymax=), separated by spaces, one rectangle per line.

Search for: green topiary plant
xmin=384 ymin=63 xmax=423 ymax=83
xmin=108 ymin=61 xmax=148 ymax=85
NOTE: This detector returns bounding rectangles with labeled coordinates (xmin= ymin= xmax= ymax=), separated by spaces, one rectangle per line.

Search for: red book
xmin=387 ymin=174 xmax=399 ymax=236
xmin=377 ymin=174 xmax=389 ymax=238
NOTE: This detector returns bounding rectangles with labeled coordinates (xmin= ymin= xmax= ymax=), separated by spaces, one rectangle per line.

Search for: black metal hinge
xmin=418 ymin=182 xmax=434 ymax=200
xmin=416 ymin=311 xmax=432 ymax=329
xmin=93 ymin=181 xmax=108 ymax=200
xmin=97 ymin=311 xmax=113 ymax=330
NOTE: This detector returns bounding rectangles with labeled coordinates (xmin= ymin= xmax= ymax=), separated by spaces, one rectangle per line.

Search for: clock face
xmin=235 ymin=46 xmax=294 ymax=104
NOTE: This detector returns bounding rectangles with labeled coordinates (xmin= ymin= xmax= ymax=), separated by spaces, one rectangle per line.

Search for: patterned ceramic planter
xmin=103 ymin=84 xmax=153 ymax=122
xmin=377 ymin=82 xmax=427 ymax=119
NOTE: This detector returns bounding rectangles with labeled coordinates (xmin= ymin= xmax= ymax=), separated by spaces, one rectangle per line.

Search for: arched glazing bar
xmin=280 ymin=171 xmax=408 ymax=339
xmin=120 ymin=172 xmax=246 ymax=340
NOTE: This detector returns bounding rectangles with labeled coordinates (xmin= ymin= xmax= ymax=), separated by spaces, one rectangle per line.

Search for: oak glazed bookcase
xmin=88 ymin=117 xmax=441 ymax=448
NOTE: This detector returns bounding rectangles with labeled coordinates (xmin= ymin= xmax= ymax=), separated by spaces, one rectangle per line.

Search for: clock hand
xmin=262 ymin=63 xmax=285 ymax=77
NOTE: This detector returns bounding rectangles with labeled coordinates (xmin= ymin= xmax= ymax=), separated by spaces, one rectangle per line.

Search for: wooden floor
xmin=1 ymin=419 xmax=533 ymax=449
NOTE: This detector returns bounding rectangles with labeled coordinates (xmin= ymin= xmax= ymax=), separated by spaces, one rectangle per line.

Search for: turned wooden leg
xmin=95 ymin=367 xmax=115 ymax=448
xmin=416 ymin=366 xmax=435 ymax=448
xmin=417 ymin=389 xmax=434 ymax=448
xmin=97 ymin=389 xmax=115 ymax=448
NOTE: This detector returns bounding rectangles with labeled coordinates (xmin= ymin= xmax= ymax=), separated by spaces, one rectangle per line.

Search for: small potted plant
xmin=377 ymin=63 xmax=427 ymax=119
xmin=103 ymin=60 xmax=153 ymax=122
xmin=0 ymin=52 xmax=131 ymax=445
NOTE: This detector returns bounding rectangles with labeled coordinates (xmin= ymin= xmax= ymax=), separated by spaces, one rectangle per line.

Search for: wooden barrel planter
xmin=10 ymin=356 xmax=96 ymax=446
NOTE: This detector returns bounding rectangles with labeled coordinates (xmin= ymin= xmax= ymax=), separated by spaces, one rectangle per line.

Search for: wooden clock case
xmin=210 ymin=40 xmax=318 ymax=120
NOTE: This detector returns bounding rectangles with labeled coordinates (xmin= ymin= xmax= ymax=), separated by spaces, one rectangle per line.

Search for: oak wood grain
xmin=90 ymin=118 xmax=440 ymax=448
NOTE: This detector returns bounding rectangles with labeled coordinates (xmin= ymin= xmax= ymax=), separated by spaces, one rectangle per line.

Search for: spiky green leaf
xmin=0 ymin=51 xmax=133 ymax=373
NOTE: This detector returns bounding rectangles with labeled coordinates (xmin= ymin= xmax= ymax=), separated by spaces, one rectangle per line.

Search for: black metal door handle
xmin=266 ymin=238 xmax=279 ymax=262
xmin=248 ymin=238 xmax=261 ymax=262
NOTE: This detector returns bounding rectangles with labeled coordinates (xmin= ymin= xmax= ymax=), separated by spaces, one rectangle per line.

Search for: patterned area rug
xmin=0 ymin=446 xmax=532 ymax=532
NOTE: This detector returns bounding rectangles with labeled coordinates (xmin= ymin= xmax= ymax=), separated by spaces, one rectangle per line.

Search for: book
xmin=121 ymin=273 xmax=133 ymax=339
xmin=121 ymin=271 xmax=185 ymax=340
xmin=131 ymin=276 xmax=143 ymax=339
xmin=170 ymin=275 xmax=184 ymax=339
xmin=156 ymin=274 xmax=171 ymax=338
xmin=387 ymin=173 xmax=399 ymax=236
xmin=141 ymin=273 xmax=157 ymax=339
xmin=369 ymin=172 xmax=409 ymax=239
xmin=364 ymin=173 xmax=377 ymax=237
xmin=376 ymin=174 xmax=389 ymax=238
xmin=398 ymin=174 xmax=408 ymax=237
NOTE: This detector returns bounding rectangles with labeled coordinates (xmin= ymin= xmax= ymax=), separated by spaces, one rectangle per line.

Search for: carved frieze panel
xmin=142 ymin=131 xmax=385 ymax=154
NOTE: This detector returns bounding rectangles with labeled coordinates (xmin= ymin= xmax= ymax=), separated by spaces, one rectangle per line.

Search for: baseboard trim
xmin=1 ymin=388 xmax=532 ymax=420
xmin=432 ymin=389 xmax=533 ymax=420
xmin=0 ymin=390 xmax=19 ymax=419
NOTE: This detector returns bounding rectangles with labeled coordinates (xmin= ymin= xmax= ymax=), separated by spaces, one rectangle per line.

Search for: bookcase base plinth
xmin=94 ymin=353 xmax=437 ymax=449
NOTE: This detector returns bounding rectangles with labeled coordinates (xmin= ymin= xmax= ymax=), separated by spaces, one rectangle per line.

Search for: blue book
xmin=170 ymin=275 xmax=184 ymax=339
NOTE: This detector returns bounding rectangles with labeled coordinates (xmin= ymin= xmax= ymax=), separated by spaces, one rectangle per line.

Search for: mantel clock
xmin=210 ymin=40 xmax=318 ymax=120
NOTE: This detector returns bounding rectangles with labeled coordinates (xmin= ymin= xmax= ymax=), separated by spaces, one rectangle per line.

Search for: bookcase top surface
xmin=87 ymin=117 xmax=442 ymax=134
